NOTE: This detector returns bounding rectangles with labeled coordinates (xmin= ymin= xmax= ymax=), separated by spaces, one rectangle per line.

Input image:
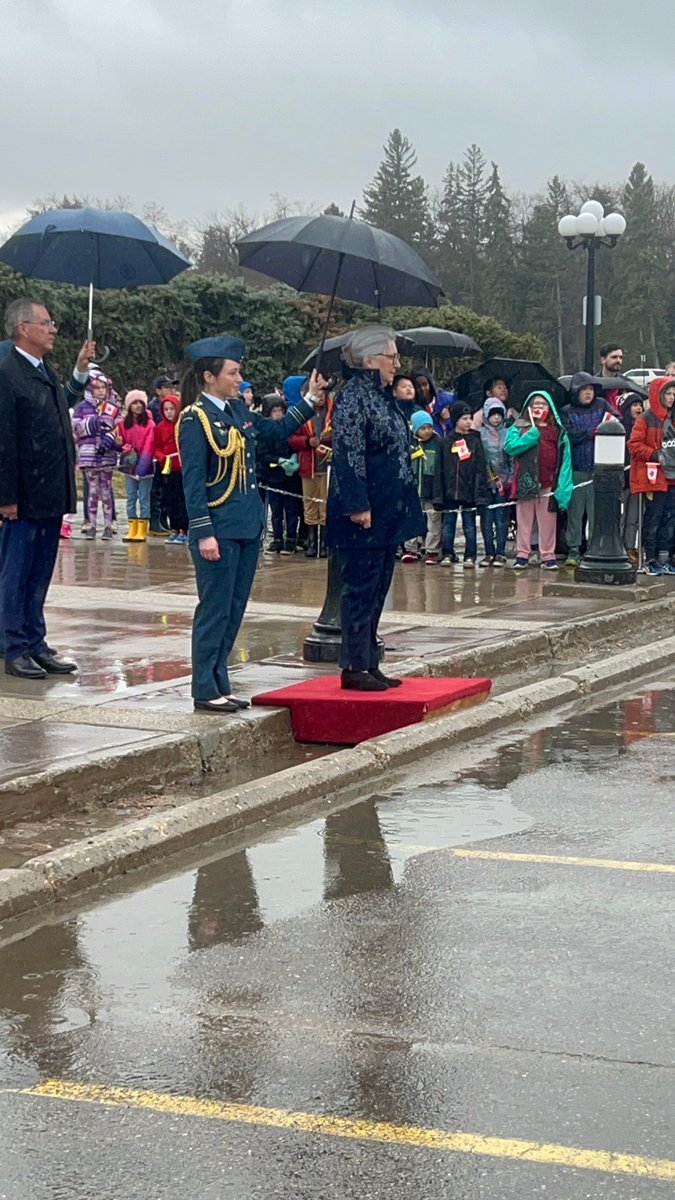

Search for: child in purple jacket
xmin=72 ymin=372 xmax=121 ymax=540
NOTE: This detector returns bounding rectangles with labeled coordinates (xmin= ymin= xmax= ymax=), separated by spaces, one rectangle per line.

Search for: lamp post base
xmin=302 ymin=548 xmax=385 ymax=664
xmin=574 ymin=557 xmax=636 ymax=586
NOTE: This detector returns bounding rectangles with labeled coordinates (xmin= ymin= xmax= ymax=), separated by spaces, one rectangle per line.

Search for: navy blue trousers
xmin=0 ymin=519 xmax=61 ymax=662
xmin=339 ymin=545 xmax=396 ymax=672
xmin=189 ymin=537 xmax=260 ymax=700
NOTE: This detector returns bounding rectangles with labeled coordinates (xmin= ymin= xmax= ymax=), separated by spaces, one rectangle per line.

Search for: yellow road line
xmin=448 ymin=848 xmax=675 ymax=874
xmin=327 ymin=834 xmax=675 ymax=873
xmin=12 ymin=1079 xmax=675 ymax=1182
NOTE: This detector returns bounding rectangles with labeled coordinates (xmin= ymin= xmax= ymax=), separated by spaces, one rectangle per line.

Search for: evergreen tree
xmin=482 ymin=162 xmax=517 ymax=327
xmin=518 ymin=176 xmax=583 ymax=372
xmin=458 ymin=144 xmax=489 ymax=311
xmin=361 ymin=129 xmax=431 ymax=248
xmin=614 ymin=162 xmax=668 ymax=363
xmin=432 ymin=161 xmax=466 ymax=302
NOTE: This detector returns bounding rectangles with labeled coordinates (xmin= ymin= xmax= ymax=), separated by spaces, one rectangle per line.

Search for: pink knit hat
xmin=124 ymin=389 xmax=148 ymax=410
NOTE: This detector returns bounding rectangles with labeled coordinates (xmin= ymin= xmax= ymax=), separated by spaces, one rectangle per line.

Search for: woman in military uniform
xmin=178 ymin=335 xmax=319 ymax=713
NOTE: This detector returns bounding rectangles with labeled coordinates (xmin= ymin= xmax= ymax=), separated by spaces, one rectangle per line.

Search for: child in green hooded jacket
xmin=504 ymin=390 xmax=573 ymax=570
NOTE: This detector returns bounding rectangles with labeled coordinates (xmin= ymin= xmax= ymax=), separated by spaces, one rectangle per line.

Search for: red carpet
xmin=252 ymin=675 xmax=492 ymax=744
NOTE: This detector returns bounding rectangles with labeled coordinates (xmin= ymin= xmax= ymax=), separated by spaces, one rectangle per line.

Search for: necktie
xmin=36 ymin=361 xmax=49 ymax=381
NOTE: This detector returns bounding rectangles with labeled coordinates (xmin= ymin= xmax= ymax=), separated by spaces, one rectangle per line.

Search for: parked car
xmin=624 ymin=368 xmax=667 ymax=388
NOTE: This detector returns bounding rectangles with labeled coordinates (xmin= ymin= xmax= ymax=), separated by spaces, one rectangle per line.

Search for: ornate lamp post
xmin=558 ymin=201 xmax=627 ymax=372
xmin=575 ymin=417 xmax=636 ymax=586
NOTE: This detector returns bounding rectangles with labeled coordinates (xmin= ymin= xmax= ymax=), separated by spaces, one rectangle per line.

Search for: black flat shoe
xmin=193 ymin=699 xmax=240 ymax=713
xmin=341 ymin=669 xmax=388 ymax=692
xmin=224 ymin=696 xmax=251 ymax=710
xmin=33 ymin=651 xmax=78 ymax=674
xmin=5 ymin=654 xmax=47 ymax=680
xmin=369 ymin=668 xmax=403 ymax=688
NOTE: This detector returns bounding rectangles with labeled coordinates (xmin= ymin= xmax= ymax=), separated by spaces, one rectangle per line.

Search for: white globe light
xmin=580 ymin=199 xmax=605 ymax=221
xmin=558 ymin=215 xmax=578 ymax=237
xmin=595 ymin=218 xmax=606 ymax=237
xmin=604 ymin=212 xmax=627 ymax=237
xmin=577 ymin=212 xmax=599 ymax=235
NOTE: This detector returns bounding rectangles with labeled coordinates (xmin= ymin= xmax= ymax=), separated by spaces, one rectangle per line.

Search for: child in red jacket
xmin=154 ymin=395 xmax=188 ymax=543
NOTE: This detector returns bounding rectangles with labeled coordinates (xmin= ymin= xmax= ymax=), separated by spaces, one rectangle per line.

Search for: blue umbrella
xmin=0 ymin=207 xmax=191 ymax=337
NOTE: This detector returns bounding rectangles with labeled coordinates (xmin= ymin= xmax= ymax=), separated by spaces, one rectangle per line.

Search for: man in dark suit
xmin=0 ymin=298 xmax=95 ymax=679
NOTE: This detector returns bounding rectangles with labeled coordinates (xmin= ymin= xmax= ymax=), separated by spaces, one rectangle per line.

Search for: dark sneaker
xmin=478 ymin=556 xmax=493 ymax=567
xmin=463 ymin=558 xmax=476 ymax=570
xmin=513 ymin=557 xmax=528 ymax=570
xmin=493 ymin=554 xmax=507 ymax=567
xmin=542 ymin=559 xmax=559 ymax=570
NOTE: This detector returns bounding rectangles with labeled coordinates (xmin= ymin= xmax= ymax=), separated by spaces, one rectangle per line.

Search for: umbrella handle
xmin=93 ymin=344 xmax=110 ymax=364
xmin=88 ymin=282 xmax=94 ymax=341
xmin=316 ymin=252 xmax=345 ymax=376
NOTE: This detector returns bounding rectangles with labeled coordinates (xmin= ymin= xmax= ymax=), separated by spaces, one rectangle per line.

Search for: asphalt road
xmin=0 ymin=680 xmax=674 ymax=1198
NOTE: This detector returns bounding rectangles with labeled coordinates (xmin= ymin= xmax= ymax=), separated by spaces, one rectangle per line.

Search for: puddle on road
xmin=1 ymin=681 xmax=672 ymax=1056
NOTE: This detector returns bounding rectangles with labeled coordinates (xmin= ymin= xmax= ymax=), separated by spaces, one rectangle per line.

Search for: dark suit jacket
xmin=0 ymin=348 xmax=84 ymax=519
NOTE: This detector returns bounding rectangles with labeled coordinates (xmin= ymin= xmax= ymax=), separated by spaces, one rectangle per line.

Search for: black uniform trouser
xmin=189 ymin=536 xmax=259 ymax=700
xmin=339 ymin=544 xmax=396 ymax=672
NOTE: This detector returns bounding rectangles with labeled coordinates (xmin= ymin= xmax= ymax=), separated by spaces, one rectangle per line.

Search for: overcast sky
xmin=0 ymin=0 xmax=669 ymax=232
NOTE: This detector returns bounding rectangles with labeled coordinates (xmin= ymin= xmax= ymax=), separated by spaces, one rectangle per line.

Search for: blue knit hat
xmin=411 ymin=410 xmax=433 ymax=434
xmin=239 ymin=381 xmax=253 ymax=393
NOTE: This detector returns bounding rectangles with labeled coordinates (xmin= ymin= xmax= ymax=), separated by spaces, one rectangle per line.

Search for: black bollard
xmin=575 ymin=417 xmax=636 ymax=585
xmin=302 ymin=548 xmax=386 ymax=663
xmin=303 ymin=548 xmax=343 ymax=662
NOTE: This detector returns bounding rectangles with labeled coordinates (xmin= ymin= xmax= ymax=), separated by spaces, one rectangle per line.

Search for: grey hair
xmin=343 ymin=325 xmax=397 ymax=368
xmin=5 ymin=297 xmax=40 ymax=340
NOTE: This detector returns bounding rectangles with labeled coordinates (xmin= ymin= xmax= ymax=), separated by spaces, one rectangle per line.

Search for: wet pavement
xmin=0 ymin=678 xmax=674 ymax=1196
xmin=0 ymin=534 xmax=658 ymax=806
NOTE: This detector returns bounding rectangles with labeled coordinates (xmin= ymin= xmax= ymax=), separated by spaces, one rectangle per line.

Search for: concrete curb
xmin=5 ymin=592 xmax=674 ymax=830
xmin=3 ymin=631 xmax=675 ymax=922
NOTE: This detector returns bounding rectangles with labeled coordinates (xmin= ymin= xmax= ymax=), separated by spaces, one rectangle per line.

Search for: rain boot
xmin=123 ymin=519 xmax=139 ymax=543
xmin=318 ymin=526 xmax=328 ymax=558
xmin=136 ymin=519 xmax=149 ymax=543
xmin=304 ymin=526 xmax=318 ymax=558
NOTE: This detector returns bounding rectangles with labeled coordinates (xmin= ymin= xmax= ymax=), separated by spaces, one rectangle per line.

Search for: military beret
xmin=187 ymin=335 xmax=246 ymax=364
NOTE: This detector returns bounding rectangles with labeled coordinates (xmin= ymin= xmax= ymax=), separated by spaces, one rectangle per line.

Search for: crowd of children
xmin=66 ymin=361 xmax=675 ymax=576
xmin=402 ymin=369 xmax=675 ymax=575
xmin=69 ymin=369 xmax=188 ymax=546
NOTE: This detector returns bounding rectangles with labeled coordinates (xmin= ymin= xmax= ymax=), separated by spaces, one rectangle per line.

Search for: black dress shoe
xmin=340 ymin=669 xmax=388 ymax=692
xmin=5 ymin=654 xmax=47 ymax=680
xmin=193 ymin=698 xmax=240 ymax=713
xmin=33 ymin=652 xmax=78 ymax=674
xmin=224 ymin=696 xmax=252 ymax=710
xmin=369 ymin=667 xmax=403 ymax=688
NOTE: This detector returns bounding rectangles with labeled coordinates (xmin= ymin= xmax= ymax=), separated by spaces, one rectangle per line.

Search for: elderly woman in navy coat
xmin=178 ymin=335 xmax=319 ymax=713
xmin=327 ymin=326 xmax=425 ymax=692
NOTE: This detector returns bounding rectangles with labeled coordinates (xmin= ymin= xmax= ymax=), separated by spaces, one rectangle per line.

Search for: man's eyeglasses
xmin=23 ymin=319 xmax=58 ymax=330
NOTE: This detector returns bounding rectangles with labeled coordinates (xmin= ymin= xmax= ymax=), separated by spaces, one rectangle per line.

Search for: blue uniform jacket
xmin=178 ymin=392 xmax=314 ymax=544
xmin=326 ymin=368 xmax=425 ymax=549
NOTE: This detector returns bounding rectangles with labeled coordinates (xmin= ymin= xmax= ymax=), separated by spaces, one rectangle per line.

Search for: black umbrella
xmin=456 ymin=358 xmax=568 ymax=413
xmin=237 ymin=209 xmax=442 ymax=369
xmin=558 ymin=373 xmax=648 ymax=399
xmin=397 ymin=326 xmax=482 ymax=359
xmin=300 ymin=330 xmax=419 ymax=375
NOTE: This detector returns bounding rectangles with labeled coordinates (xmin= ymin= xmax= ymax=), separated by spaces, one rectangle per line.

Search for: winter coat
xmin=504 ymin=389 xmax=574 ymax=510
xmin=479 ymin=399 xmax=513 ymax=492
xmin=286 ymin=376 xmax=333 ymax=477
xmin=154 ymin=398 xmax=182 ymax=474
xmin=326 ymin=368 xmax=425 ymax=549
xmin=432 ymin=428 xmax=489 ymax=509
xmin=0 ymin=347 xmax=85 ymax=519
xmin=72 ymin=396 xmax=122 ymax=470
xmin=561 ymin=373 xmax=614 ymax=473
xmin=412 ymin=430 xmax=442 ymax=501
xmin=627 ymin=378 xmax=672 ymax=494
xmin=117 ymin=415 xmax=156 ymax=478
xmin=431 ymin=390 xmax=455 ymax=437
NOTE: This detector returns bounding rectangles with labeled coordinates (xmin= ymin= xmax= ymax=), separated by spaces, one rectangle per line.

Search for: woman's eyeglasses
xmin=379 ymin=353 xmax=401 ymax=366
